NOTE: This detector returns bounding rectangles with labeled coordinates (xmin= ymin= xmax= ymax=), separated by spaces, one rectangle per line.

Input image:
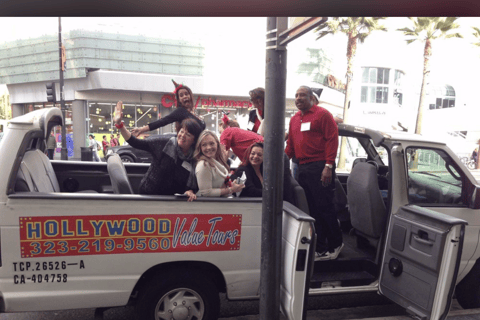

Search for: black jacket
xmin=127 ymin=135 xmax=196 ymax=195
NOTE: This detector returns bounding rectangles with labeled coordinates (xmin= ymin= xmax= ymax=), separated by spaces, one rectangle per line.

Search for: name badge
xmin=182 ymin=161 xmax=192 ymax=171
xmin=300 ymin=122 xmax=311 ymax=132
xmin=247 ymin=121 xmax=255 ymax=130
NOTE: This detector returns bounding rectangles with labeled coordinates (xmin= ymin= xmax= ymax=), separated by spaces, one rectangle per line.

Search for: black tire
xmin=135 ymin=270 xmax=220 ymax=320
xmin=456 ymin=259 xmax=480 ymax=309
xmin=468 ymin=161 xmax=476 ymax=170
xmin=120 ymin=155 xmax=134 ymax=163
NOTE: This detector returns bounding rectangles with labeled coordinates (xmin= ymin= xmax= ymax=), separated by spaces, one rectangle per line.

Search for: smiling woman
xmin=194 ymin=130 xmax=244 ymax=197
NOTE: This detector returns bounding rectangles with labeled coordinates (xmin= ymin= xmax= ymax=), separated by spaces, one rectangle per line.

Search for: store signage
xmin=161 ymin=94 xmax=253 ymax=109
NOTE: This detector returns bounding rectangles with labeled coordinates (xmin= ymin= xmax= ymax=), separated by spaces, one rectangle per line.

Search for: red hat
xmin=172 ymin=79 xmax=183 ymax=94
xmin=222 ymin=114 xmax=230 ymax=125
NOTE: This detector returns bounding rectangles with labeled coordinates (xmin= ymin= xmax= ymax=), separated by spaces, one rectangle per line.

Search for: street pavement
xmin=218 ymin=300 xmax=480 ymax=320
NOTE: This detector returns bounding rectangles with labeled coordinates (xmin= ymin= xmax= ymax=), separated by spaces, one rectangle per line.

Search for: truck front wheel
xmin=456 ymin=259 xmax=480 ymax=309
xmin=135 ymin=270 xmax=220 ymax=320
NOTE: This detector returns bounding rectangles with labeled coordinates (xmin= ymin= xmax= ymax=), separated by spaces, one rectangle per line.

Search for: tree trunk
xmin=415 ymin=39 xmax=432 ymax=134
xmin=337 ymin=33 xmax=357 ymax=170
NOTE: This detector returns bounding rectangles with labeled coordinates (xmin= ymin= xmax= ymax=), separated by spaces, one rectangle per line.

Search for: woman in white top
xmin=194 ymin=131 xmax=244 ymax=197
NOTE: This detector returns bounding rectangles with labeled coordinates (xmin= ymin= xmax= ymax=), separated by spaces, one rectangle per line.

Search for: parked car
xmin=1 ymin=107 xmax=479 ymax=320
xmin=105 ymin=133 xmax=176 ymax=163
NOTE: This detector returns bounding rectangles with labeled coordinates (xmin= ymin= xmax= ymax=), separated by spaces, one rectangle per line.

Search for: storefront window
xmin=88 ymin=102 xmax=160 ymax=135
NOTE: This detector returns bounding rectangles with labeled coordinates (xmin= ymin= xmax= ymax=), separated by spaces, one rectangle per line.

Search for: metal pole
xmin=58 ymin=17 xmax=68 ymax=160
xmin=260 ymin=17 xmax=288 ymax=320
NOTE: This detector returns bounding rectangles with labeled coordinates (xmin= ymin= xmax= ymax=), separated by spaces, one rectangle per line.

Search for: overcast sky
xmin=0 ymin=17 xmax=479 ymax=102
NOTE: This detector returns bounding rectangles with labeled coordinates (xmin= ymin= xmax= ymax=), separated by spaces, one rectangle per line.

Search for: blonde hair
xmin=194 ymin=130 xmax=229 ymax=169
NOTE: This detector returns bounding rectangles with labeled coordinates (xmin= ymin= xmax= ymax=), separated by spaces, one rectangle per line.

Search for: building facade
xmin=1 ymin=30 xmax=261 ymax=159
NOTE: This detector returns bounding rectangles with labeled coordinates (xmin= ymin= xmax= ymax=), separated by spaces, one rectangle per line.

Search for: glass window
xmin=136 ymin=105 xmax=158 ymax=129
xmin=377 ymin=68 xmax=390 ymax=85
xmin=406 ymin=147 xmax=464 ymax=206
xmin=445 ymin=85 xmax=455 ymax=97
xmin=361 ymin=86 xmax=368 ymax=102
xmin=394 ymin=90 xmax=403 ymax=106
xmin=361 ymin=86 xmax=388 ymax=104
xmin=369 ymin=68 xmax=377 ymax=84
xmin=362 ymin=68 xmax=369 ymax=83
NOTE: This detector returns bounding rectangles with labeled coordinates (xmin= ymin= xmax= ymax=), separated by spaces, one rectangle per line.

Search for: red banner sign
xmin=160 ymin=94 xmax=253 ymax=109
xmin=19 ymin=214 xmax=242 ymax=258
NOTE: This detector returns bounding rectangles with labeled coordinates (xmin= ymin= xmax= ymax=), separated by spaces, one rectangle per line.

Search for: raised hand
xmin=131 ymin=127 xmax=144 ymax=137
xmin=114 ymin=101 xmax=123 ymax=125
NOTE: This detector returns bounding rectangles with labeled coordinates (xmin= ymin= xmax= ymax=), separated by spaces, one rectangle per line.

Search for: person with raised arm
xmin=114 ymin=101 xmax=202 ymax=201
xmin=131 ymin=80 xmax=206 ymax=137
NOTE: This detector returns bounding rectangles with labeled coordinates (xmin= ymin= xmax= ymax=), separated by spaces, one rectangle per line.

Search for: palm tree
xmin=473 ymin=27 xmax=480 ymax=47
xmin=314 ymin=17 xmax=387 ymax=170
xmin=398 ymin=17 xmax=462 ymax=134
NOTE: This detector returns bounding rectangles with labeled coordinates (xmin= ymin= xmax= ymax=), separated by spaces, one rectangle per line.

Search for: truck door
xmin=280 ymin=202 xmax=316 ymax=320
xmin=379 ymin=204 xmax=467 ymax=320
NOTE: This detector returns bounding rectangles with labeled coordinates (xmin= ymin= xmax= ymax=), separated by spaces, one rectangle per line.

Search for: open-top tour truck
xmin=0 ymin=107 xmax=476 ymax=320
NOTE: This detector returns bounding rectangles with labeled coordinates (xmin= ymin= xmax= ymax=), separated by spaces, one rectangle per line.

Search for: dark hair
xmin=102 ymin=135 xmax=106 ymax=139
xmin=249 ymin=87 xmax=265 ymax=102
xmin=298 ymin=86 xmax=314 ymax=97
xmin=241 ymin=142 xmax=264 ymax=167
xmin=179 ymin=118 xmax=202 ymax=142
xmin=88 ymin=134 xmax=94 ymax=138
xmin=175 ymin=85 xmax=194 ymax=109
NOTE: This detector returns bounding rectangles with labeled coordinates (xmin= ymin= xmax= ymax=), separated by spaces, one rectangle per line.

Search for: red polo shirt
xmin=220 ymin=127 xmax=264 ymax=162
xmin=285 ymin=105 xmax=338 ymax=165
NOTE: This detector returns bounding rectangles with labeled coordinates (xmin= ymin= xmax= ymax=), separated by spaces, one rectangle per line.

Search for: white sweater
xmin=195 ymin=159 xmax=229 ymax=197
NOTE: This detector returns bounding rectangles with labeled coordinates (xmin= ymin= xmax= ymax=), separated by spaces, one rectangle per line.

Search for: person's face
xmin=89 ymin=136 xmax=92 ymax=140
xmin=177 ymin=127 xmax=195 ymax=150
xmin=218 ymin=124 xmax=225 ymax=134
xmin=178 ymin=88 xmax=192 ymax=109
xmin=295 ymin=87 xmax=314 ymax=113
xmin=249 ymin=146 xmax=264 ymax=167
xmin=200 ymin=134 xmax=218 ymax=159
xmin=251 ymin=96 xmax=264 ymax=111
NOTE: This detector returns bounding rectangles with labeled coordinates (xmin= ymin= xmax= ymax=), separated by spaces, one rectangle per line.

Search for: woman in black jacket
xmin=114 ymin=101 xmax=203 ymax=201
xmin=131 ymin=80 xmax=206 ymax=136
xmin=233 ymin=142 xmax=294 ymax=203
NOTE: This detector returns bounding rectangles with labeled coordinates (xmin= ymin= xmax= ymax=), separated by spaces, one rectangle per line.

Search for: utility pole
xmin=58 ymin=17 xmax=68 ymax=160
xmin=260 ymin=17 xmax=288 ymax=320
xmin=260 ymin=17 xmax=327 ymax=320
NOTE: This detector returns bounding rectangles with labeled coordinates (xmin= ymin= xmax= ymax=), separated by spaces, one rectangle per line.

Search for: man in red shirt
xmin=220 ymin=117 xmax=264 ymax=163
xmin=285 ymin=86 xmax=343 ymax=260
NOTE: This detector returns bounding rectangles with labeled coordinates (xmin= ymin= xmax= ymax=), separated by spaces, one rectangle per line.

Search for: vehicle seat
xmin=15 ymin=149 xmax=60 ymax=192
xmin=347 ymin=162 xmax=387 ymax=247
xmin=107 ymin=153 xmax=134 ymax=194
xmin=286 ymin=174 xmax=309 ymax=214
xmin=333 ymin=177 xmax=349 ymax=226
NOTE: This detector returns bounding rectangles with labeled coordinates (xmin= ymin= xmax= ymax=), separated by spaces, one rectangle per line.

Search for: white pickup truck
xmin=0 ymin=107 xmax=475 ymax=320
